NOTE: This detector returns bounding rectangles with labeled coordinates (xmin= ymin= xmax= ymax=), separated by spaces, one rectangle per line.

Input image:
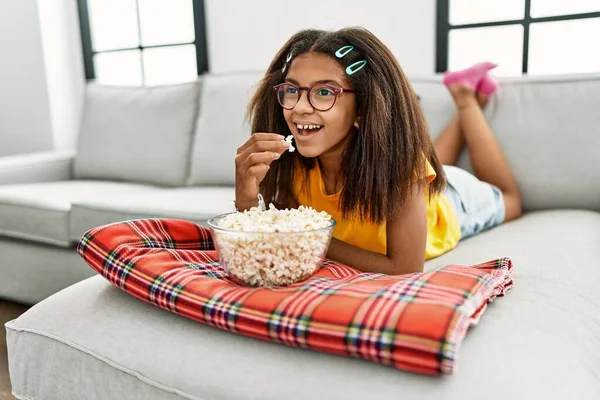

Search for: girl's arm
xmin=326 ymin=184 xmax=427 ymax=275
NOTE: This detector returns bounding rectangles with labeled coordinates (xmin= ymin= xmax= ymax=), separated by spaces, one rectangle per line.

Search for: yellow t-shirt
xmin=292 ymin=160 xmax=461 ymax=260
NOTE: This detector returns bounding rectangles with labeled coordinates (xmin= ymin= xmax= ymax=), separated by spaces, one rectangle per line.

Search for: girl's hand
xmin=235 ymin=133 xmax=290 ymax=210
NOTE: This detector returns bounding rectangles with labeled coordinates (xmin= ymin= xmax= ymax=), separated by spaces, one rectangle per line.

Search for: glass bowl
xmin=208 ymin=213 xmax=336 ymax=287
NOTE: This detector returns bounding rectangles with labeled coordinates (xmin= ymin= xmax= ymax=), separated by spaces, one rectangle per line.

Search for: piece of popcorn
xmin=285 ymin=135 xmax=295 ymax=152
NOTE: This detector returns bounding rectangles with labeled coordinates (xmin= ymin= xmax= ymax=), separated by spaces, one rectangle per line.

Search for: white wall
xmin=205 ymin=0 xmax=435 ymax=76
xmin=37 ymin=0 xmax=85 ymax=151
xmin=0 ymin=0 xmax=54 ymax=157
xmin=0 ymin=0 xmax=84 ymax=158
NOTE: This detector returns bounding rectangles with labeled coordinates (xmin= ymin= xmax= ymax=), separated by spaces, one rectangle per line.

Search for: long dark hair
xmin=247 ymin=27 xmax=445 ymax=224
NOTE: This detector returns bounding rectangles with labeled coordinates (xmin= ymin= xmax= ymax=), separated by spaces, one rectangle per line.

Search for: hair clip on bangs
xmin=346 ymin=60 xmax=367 ymax=75
xmin=282 ymin=51 xmax=293 ymax=73
xmin=335 ymin=45 xmax=354 ymax=58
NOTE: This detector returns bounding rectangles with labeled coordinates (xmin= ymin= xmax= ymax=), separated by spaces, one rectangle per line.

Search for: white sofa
xmin=4 ymin=72 xmax=600 ymax=399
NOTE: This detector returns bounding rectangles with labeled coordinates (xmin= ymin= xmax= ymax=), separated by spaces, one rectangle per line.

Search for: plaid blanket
xmin=77 ymin=218 xmax=513 ymax=375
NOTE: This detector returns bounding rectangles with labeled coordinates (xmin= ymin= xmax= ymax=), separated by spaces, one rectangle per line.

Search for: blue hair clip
xmin=335 ymin=45 xmax=367 ymax=75
xmin=346 ymin=60 xmax=368 ymax=75
xmin=335 ymin=45 xmax=354 ymax=58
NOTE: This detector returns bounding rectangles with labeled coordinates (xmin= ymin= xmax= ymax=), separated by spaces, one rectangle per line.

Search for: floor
xmin=0 ymin=300 xmax=29 ymax=400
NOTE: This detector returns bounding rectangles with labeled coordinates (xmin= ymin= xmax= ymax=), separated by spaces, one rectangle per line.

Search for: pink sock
xmin=477 ymin=73 xmax=499 ymax=98
xmin=443 ymin=62 xmax=498 ymax=91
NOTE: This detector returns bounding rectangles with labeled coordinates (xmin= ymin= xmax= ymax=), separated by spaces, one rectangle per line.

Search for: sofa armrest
xmin=0 ymin=150 xmax=75 ymax=185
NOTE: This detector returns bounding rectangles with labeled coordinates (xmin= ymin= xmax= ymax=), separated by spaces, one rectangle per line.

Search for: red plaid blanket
xmin=77 ymin=218 xmax=513 ymax=375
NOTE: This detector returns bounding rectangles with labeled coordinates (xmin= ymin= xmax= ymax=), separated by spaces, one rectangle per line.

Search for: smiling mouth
xmin=296 ymin=124 xmax=323 ymax=136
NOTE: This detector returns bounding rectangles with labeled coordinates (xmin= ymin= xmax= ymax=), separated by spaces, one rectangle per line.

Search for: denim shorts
xmin=442 ymin=165 xmax=505 ymax=241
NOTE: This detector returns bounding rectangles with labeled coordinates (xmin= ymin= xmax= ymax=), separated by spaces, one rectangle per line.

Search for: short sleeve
xmin=424 ymin=159 xmax=436 ymax=183
xmin=414 ymin=156 xmax=437 ymax=184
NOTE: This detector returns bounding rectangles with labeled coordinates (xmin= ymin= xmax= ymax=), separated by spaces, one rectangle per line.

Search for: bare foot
xmin=447 ymin=84 xmax=479 ymax=110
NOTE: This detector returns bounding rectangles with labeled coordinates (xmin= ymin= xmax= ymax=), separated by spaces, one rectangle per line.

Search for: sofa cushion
xmin=74 ymin=81 xmax=200 ymax=187
xmin=69 ymin=186 xmax=235 ymax=241
xmin=411 ymin=73 xmax=600 ymax=212
xmin=7 ymin=210 xmax=600 ymax=399
xmin=0 ymin=181 xmax=161 ymax=247
xmin=188 ymin=72 xmax=263 ymax=186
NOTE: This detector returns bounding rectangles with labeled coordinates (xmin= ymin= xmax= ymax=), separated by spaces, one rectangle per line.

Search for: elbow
xmin=389 ymin=258 xmax=424 ymax=275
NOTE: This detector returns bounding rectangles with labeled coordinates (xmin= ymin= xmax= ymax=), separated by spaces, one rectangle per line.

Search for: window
xmin=436 ymin=0 xmax=600 ymax=76
xmin=77 ymin=0 xmax=209 ymax=86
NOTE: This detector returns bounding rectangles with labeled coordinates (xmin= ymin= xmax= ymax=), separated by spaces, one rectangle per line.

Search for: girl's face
xmin=283 ymin=52 xmax=358 ymax=159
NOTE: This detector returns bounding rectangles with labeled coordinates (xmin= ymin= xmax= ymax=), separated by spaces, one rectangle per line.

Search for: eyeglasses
xmin=273 ymin=83 xmax=355 ymax=112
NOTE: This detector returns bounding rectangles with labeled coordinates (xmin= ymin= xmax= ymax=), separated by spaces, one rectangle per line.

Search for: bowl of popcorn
xmin=208 ymin=205 xmax=335 ymax=287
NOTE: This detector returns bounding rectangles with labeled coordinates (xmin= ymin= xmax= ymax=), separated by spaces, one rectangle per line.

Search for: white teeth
xmin=296 ymin=124 xmax=322 ymax=129
xmin=295 ymin=124 xmax=322 ymax=131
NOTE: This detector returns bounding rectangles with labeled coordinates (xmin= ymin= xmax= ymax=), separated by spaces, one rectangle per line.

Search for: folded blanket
xmin=77 ymin=218 xmax=513 ymax=375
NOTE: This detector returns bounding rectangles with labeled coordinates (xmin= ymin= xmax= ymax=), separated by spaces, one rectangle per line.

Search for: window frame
xmin=435 ymin=0 xmax=600 ymax=74
xmin=76 ymin=0 xmax=209 ymax=82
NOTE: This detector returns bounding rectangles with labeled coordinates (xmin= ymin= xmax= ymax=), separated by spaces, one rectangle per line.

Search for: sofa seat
xmin=7 ymin=210 xmax=600 ymax=400
xmin=69 ymin=186 xmax=236 ymax=241
xmin=0 ymin=180 xmax=162 ymax=247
